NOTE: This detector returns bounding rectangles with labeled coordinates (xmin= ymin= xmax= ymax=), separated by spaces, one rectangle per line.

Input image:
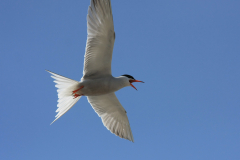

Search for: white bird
xmin=47 ymin=0 xmax=143 ymax=142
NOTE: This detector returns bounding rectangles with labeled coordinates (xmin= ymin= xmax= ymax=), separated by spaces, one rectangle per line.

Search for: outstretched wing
xmin=83 ymin=0 xmax=115 ymax=79
xmin=87 ymin=93 xmax=134 ymax=142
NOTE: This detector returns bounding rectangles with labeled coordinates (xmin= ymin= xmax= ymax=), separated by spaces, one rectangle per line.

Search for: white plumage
xmin=47 ymin=70 xmax=81 ymax=124
xmin=88 ymin=93 xmax=134 ymax=142
xmin=47 ymin=0 xmax=143 ymax=142
xmin=83 ymin=0 xmax=115 ymax=79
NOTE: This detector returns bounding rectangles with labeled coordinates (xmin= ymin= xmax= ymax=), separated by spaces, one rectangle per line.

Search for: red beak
xmin=129 ymin=80 xmax=144 ymax=90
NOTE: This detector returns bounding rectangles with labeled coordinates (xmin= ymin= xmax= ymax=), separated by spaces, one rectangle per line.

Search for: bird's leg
xmin=72 ymin=86 xmax=84 ymax=99
xmin=73 ymin=93 xmax=84 ymax=99
xmin=73 ymin=94 xmax=80 ymax=98
xmin=72 ymin=86 xmax=84 ymax=94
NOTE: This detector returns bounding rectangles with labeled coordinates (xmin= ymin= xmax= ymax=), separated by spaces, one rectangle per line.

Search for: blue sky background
xmin=1 ymin=0 xmax=240 ymax=159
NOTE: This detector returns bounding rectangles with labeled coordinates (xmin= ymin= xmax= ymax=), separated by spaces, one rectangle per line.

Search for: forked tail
xmin=46 ymin=70 xmax=81 ymax=124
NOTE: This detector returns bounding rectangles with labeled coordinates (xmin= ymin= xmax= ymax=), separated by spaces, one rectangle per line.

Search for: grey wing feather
xmin=87 ymin=93 xmax=134 ymax=142
xmin=83 ymin=0 xmax=115 ymax=79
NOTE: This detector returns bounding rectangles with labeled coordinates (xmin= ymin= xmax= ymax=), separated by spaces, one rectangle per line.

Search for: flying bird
xmin=47 ymin=0 xmax=143 ymax=142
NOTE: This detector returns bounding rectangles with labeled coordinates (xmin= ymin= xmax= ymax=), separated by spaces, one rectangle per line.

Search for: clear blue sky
xmin=1 ymin=0 xmax=240 ymax=159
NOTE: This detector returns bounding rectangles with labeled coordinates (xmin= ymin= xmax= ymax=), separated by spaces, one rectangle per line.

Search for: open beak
xmin=129 ymin=80 xmax=144 ymax=90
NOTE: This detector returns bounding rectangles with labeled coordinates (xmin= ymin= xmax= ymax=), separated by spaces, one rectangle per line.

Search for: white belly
xmin=77 ymin=77 xmax=128 ymax=96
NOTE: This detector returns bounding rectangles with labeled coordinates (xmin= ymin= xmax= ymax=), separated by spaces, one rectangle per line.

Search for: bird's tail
xmin=46 ymin=70 xmax=82 ymax=124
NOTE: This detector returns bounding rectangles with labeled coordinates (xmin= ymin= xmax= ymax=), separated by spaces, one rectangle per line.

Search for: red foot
xmin=73 ymin=93 xmax=80 ymax=99
xmin=72 ymin=86 xmax=84 ymax=94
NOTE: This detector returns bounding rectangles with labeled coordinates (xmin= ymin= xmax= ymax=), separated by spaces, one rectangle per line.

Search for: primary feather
xmin=83 ymin=0 xmax=115 ymax=79
xmin=88 ymin=93 xmax=134 ymax=142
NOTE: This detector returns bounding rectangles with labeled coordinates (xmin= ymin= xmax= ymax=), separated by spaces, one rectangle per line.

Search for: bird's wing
xmin=83 ymin=0 xmax=115 ymax=79
xmin=87 ymin=93 xmax=134 ymax=142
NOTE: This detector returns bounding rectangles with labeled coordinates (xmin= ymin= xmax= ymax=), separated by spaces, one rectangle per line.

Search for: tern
xmin=47 ymin=0 xmax=143 ymax=142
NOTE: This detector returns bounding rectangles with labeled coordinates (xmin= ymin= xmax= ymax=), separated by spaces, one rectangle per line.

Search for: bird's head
xmin=121 ymin=74 xmax=144 ymax=90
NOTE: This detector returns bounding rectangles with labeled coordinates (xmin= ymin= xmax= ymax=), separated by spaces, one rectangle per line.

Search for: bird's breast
xmin=80 ymin=77 xmax=126 ymax=96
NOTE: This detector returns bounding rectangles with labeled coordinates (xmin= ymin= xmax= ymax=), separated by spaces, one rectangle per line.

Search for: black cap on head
xmin=121 ymin=74 xmax=135 ymax=80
